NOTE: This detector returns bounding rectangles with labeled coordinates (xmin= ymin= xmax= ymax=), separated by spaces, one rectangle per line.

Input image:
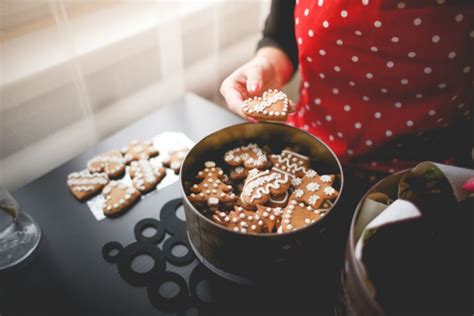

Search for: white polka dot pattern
xmin=287 ymin=0 xmax=471 ymax=163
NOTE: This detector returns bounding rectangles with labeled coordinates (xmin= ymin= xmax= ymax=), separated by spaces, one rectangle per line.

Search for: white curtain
xmin=0 ymin=0 xmax=271 ymax=190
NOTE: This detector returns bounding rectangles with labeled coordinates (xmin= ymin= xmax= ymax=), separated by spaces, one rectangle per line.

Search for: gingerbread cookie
xmin=121 ymin=139 xmax=159 ymax=164
xmin=163 ymin=148 xmax=189 ymax=174
xmin=224 ymin=143 xmax=270 ymax=170
xmin=242 ymin=89 xmax=294 ymax=121
xmin=270 ymin=149 xmax=310 ymax=178
xmin=129 ymin=159 xmax=166 ymax=193
xmin=240 ymin=169 xmax=291 ymax=207
xmin=87 ymin=150 xmax=125 ymax=179
xmin=226 ymin=206 xmax=265 ymax=234
xmin=102 ymin=181 xmax=141 ymax=217
xmin=256 ymin=205 xmax=283 ymax=233
xmin=278 ymin=200 xmax=321 ymax=233
xmin=67 ymin=170 xmax=109 ymax=201
xmin=290 ymin=170 xmax=339 ymax=209
xmin=188 ymin=161 xmax=237 ymax=207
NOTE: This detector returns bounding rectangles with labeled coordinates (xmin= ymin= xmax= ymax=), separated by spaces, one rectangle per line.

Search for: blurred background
xmin=0 ymin=0 xmax=300 ymax=191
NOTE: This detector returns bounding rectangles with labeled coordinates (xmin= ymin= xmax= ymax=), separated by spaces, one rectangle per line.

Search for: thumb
xmin=245 ymin=64 xmax=264 ymax=95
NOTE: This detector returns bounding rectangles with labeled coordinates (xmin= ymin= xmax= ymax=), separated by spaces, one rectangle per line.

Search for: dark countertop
xmin=0 ymin=94 xmax=342 ymax=316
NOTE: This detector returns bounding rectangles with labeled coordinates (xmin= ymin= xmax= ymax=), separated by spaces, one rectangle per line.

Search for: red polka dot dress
xmin=288 ymin=0 xmax=473 ymax=177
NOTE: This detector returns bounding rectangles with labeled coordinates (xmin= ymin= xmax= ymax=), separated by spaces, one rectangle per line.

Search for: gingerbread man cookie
xmin=278 ymin=200 xmax=321 ymax=233
xmin=290 ymin=170 xmax=339 ymax=209
xmin=67 ymin=170 xmax=109 ymax=201
xmin=242 ymin=89 xmax=294 ymax=121
xmin=224 ymin=143 xmax=270 ymax=170
xmin=270 ymin=149 xmax=310 ymax=178
xmin=102 ymin=181 xmax=141 ymax=217
xmin=121 ymin=139 xmax=159 ymax=164
xmin=87 ymin=150 xmax=126 ymax=179
xmin=162 ymin=148 xmax=189 ymax=174
xmin=188 ymin=161 xmax=237 ymax=207
xmin=256 ymin=205 xmax=283 ymax=233
xmin=240 ymin=169 xmax=291 ymax=207
xmin=129 ymin=159 xmax=166 ymax=193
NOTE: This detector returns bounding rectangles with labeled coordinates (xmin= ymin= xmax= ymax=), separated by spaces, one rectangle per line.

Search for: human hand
xmin=219 ymin=47 xmax=293 ymax=120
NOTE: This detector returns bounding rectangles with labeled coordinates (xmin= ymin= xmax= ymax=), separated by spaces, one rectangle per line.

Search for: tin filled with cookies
xmin=180 ymin=122 xmax=344 ymax=285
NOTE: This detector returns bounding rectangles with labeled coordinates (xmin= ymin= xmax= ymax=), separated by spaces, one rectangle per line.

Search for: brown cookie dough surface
xmin=290 ymin=170 xmax=338 ymax=209
xmin=102 ymin=181 xmax=141 ymax=217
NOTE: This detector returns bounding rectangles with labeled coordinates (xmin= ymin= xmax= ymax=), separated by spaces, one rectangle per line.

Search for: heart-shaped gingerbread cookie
xmin=102 ymin=181 xmax=141 ymax=217
xmin=242 ymin=89 xmax=294 ymax=121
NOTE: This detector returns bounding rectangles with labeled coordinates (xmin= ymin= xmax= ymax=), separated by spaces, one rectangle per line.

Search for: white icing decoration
xmin=320 ymin=175 xmax=332 ymax=183
xmin=308 ymin=195 xmax=320 ymax=205
xmin=208 ymin=197 xmax=219 ymax=205
xmin=306 ymin=182 xmax=320 ymax=192
xmin=251 ymin=91 xmax=288 ymax=113
xmin=306 ymin=169 xmax=318 ymax=178
xmin=294 ymin=189 xmax=304 ymax=198
xmin=324 ymin=187 xmax=336 ymax=196
xmin=242 ymin=170 xmax=290 ymax=203
xmin=291 ymin=177 xmax=302 ymax=187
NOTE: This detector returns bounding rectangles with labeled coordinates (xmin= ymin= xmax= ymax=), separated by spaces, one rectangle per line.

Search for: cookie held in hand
xmin=87 ymin=150 xmax=126 ymax=179
xmin=102 ymin=181 xmax=141 ymax=217
xmin=67 ymin=170 xmax=109 ymax=201
xmin=242 ymin=89 xmax=294 ymax=121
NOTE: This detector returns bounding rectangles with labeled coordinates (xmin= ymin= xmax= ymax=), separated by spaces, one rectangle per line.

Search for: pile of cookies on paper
xmin=67 ymin=139 xmax=188 ymax=217
xmin=187 ymin=143 xmax=339 ymax=234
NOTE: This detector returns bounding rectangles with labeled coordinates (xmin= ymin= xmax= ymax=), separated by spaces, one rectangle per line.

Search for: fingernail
xmin=250 ymin=83 xmax=258 ymax=92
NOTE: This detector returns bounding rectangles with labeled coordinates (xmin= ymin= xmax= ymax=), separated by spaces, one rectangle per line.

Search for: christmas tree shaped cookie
xmin=188 ymin=161 xmax=237 ymax=207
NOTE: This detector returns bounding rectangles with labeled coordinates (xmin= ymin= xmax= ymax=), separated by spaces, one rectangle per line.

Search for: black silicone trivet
xmin=102 ymin=198 xmax=215 ymax=315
